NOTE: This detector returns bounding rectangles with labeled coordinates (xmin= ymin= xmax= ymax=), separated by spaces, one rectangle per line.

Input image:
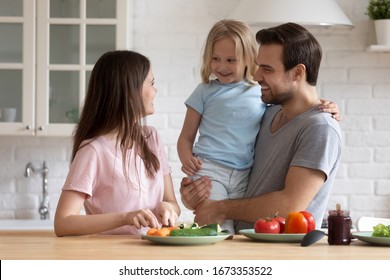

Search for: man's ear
xmin=293 ymin=64 xmax=306 ymax=80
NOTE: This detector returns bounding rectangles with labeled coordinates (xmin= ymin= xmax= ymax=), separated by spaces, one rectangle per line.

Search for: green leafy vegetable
xmin=372 ymin=223 xmax=390 ymax=237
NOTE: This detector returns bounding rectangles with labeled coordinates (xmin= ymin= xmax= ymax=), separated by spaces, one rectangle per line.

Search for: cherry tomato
xmin=284 ymin=211 xmax=316 ymax=233
xmin=254 ymin=218 xmax=280 ymax=233
xmin=274 ymin=216 xmax=286 ymax=233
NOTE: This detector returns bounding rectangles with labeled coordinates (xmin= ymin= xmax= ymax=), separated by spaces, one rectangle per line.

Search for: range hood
xmin=231 ymin=0 xmax=353 ymax=28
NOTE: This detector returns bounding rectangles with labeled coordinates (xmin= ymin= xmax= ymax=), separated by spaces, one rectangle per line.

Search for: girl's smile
xmin=210 ymin=37 xmax=244 ymax=84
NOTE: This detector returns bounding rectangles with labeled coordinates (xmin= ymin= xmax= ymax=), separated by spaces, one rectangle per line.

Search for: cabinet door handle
xmin=25 ymin=125 xmax=32 ymax=130
xmin=39 ymin=126 xmax=45 ymax=131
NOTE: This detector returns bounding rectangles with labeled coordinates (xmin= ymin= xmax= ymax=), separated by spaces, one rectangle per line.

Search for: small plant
xmin=366 ymin=0 xmax=390 ymax=20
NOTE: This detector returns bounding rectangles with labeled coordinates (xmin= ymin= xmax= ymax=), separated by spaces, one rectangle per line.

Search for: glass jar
xmin=327 ymin=208 xmax=351 ymax=245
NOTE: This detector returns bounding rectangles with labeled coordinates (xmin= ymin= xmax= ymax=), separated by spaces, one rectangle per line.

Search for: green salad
xmin=372 ymin=223 xmax=390 ymax=237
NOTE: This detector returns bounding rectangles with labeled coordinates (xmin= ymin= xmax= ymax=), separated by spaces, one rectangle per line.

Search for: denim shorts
xmin=191 ymin=156 xmax=250 ymax=201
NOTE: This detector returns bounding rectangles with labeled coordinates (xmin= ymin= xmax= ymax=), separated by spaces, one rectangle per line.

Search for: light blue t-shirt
xmin=185 ymin=79 xmax=266 ymax=170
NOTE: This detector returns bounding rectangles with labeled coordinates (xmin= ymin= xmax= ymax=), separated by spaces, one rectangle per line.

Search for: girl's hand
xmin=181 ymin=156 xmax=202 ymax=176
xmin=155 ymin=201 xmax=179 ymax=227
xmin=125 ymin=209 xmax=159 ymax=229
xmin=319 ymin=99 xmax=341 ymax=121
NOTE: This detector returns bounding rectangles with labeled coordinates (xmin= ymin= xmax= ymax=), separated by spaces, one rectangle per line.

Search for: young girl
xmin=177 ymin=19 xmax=264 ymax=234
xmin=54 ymin=50 xmax=180 ymax=236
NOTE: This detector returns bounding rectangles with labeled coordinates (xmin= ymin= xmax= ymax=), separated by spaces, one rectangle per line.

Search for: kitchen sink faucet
xmin=24 ymin=161 xmax=50 ymax=220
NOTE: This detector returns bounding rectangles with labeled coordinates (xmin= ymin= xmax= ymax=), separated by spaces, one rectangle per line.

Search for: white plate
xmin=356 ymin=217 xmax=390 ymax=231
xmin=142 ymin=233 xmax=230 ymax=245
xmin=353 ymin=231 xmax=390 ymax=246
xmin=239 ymin=229 xmax=305 ymax=243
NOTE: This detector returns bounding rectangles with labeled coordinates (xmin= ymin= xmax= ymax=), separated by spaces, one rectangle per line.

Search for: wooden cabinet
xmin=0 ymin=0 xmax=131 ymax=136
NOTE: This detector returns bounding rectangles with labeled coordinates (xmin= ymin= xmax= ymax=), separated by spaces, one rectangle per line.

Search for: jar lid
xmin=328 ymin=209 xmax=350 ymax=216
xmin=329 ymin=203 xmax=350 ymax=216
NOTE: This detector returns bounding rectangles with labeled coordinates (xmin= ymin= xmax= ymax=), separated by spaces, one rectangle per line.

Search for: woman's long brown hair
xmin=71 ymin=50 xmax=159 ymax=178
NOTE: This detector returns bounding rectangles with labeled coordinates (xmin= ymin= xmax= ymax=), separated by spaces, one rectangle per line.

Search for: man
xmin=180 ymin=22 xmax=342 ymax=232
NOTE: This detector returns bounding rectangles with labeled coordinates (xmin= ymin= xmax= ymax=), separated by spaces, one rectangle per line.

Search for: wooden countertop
xmin=0 ymin=230 xmax=389 ymax=260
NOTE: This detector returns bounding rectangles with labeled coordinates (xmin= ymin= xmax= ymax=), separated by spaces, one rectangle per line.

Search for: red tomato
xmin=254 ymin=218 xmax=280 ymax=233
xmin=284 ymin=211 xmax=316 ymax=233
xmin=274 ymin=216 xmax=286 ymax=233
xmin=284 ymin=212 xmax=308 ymax=233
xmin=299 ymin=210 xmax=315 ymax=232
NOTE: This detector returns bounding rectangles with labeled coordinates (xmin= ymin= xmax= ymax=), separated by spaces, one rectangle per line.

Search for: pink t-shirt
xmin=62 ymin=126 xmax=171 ymax=235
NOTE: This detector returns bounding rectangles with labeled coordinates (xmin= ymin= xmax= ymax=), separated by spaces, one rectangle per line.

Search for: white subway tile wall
xmin=0 ymin=0 xmax=389 ymax=225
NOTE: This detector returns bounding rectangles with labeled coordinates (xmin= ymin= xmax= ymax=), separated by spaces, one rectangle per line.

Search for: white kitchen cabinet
xmin=0 ymin=0 xmax=131 ymax=136
xmin=366 ymin=45 xmax=390 ymax=52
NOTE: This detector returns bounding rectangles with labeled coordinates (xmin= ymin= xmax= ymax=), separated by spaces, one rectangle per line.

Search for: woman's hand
xmin=55 ymin=190 xmax=161 ymax=236
xmin=319 ymin=99 xmax=341 ymax=121
xmin=180 ymin=176 xmax=211 ymax=210
xmin=124 ymin=209 xmax=160 ymax=229
xmin=155 ymin=201 xmax=179 ymax=227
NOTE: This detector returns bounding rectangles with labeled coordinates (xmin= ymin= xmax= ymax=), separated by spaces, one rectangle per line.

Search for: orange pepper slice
xmin=146 ymin=228 xmax=159 ymax=236
xmin=154 ymin=227 xmax=171 ymax=237
xmin=146 ymin=226 xmax=179 ymax=236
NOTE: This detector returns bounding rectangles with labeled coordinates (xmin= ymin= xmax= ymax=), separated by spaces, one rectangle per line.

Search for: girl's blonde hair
xmin=200 ymin=19 xmax=258 ymax=84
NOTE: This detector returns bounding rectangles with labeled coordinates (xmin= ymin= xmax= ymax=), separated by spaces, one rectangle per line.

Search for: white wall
xmin=0 ymin=0 xmax=389 ymax=226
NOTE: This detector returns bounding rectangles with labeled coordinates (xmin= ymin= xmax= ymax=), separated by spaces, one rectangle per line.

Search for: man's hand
xmin=180 ymin=176 xmax=211 ymax=210
xmin=194 ymin=199 xmax=225 ymax=226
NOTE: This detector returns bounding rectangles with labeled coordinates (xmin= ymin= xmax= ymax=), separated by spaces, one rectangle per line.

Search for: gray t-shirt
xmin=235 ymin=105 xmax=342 ymax=232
